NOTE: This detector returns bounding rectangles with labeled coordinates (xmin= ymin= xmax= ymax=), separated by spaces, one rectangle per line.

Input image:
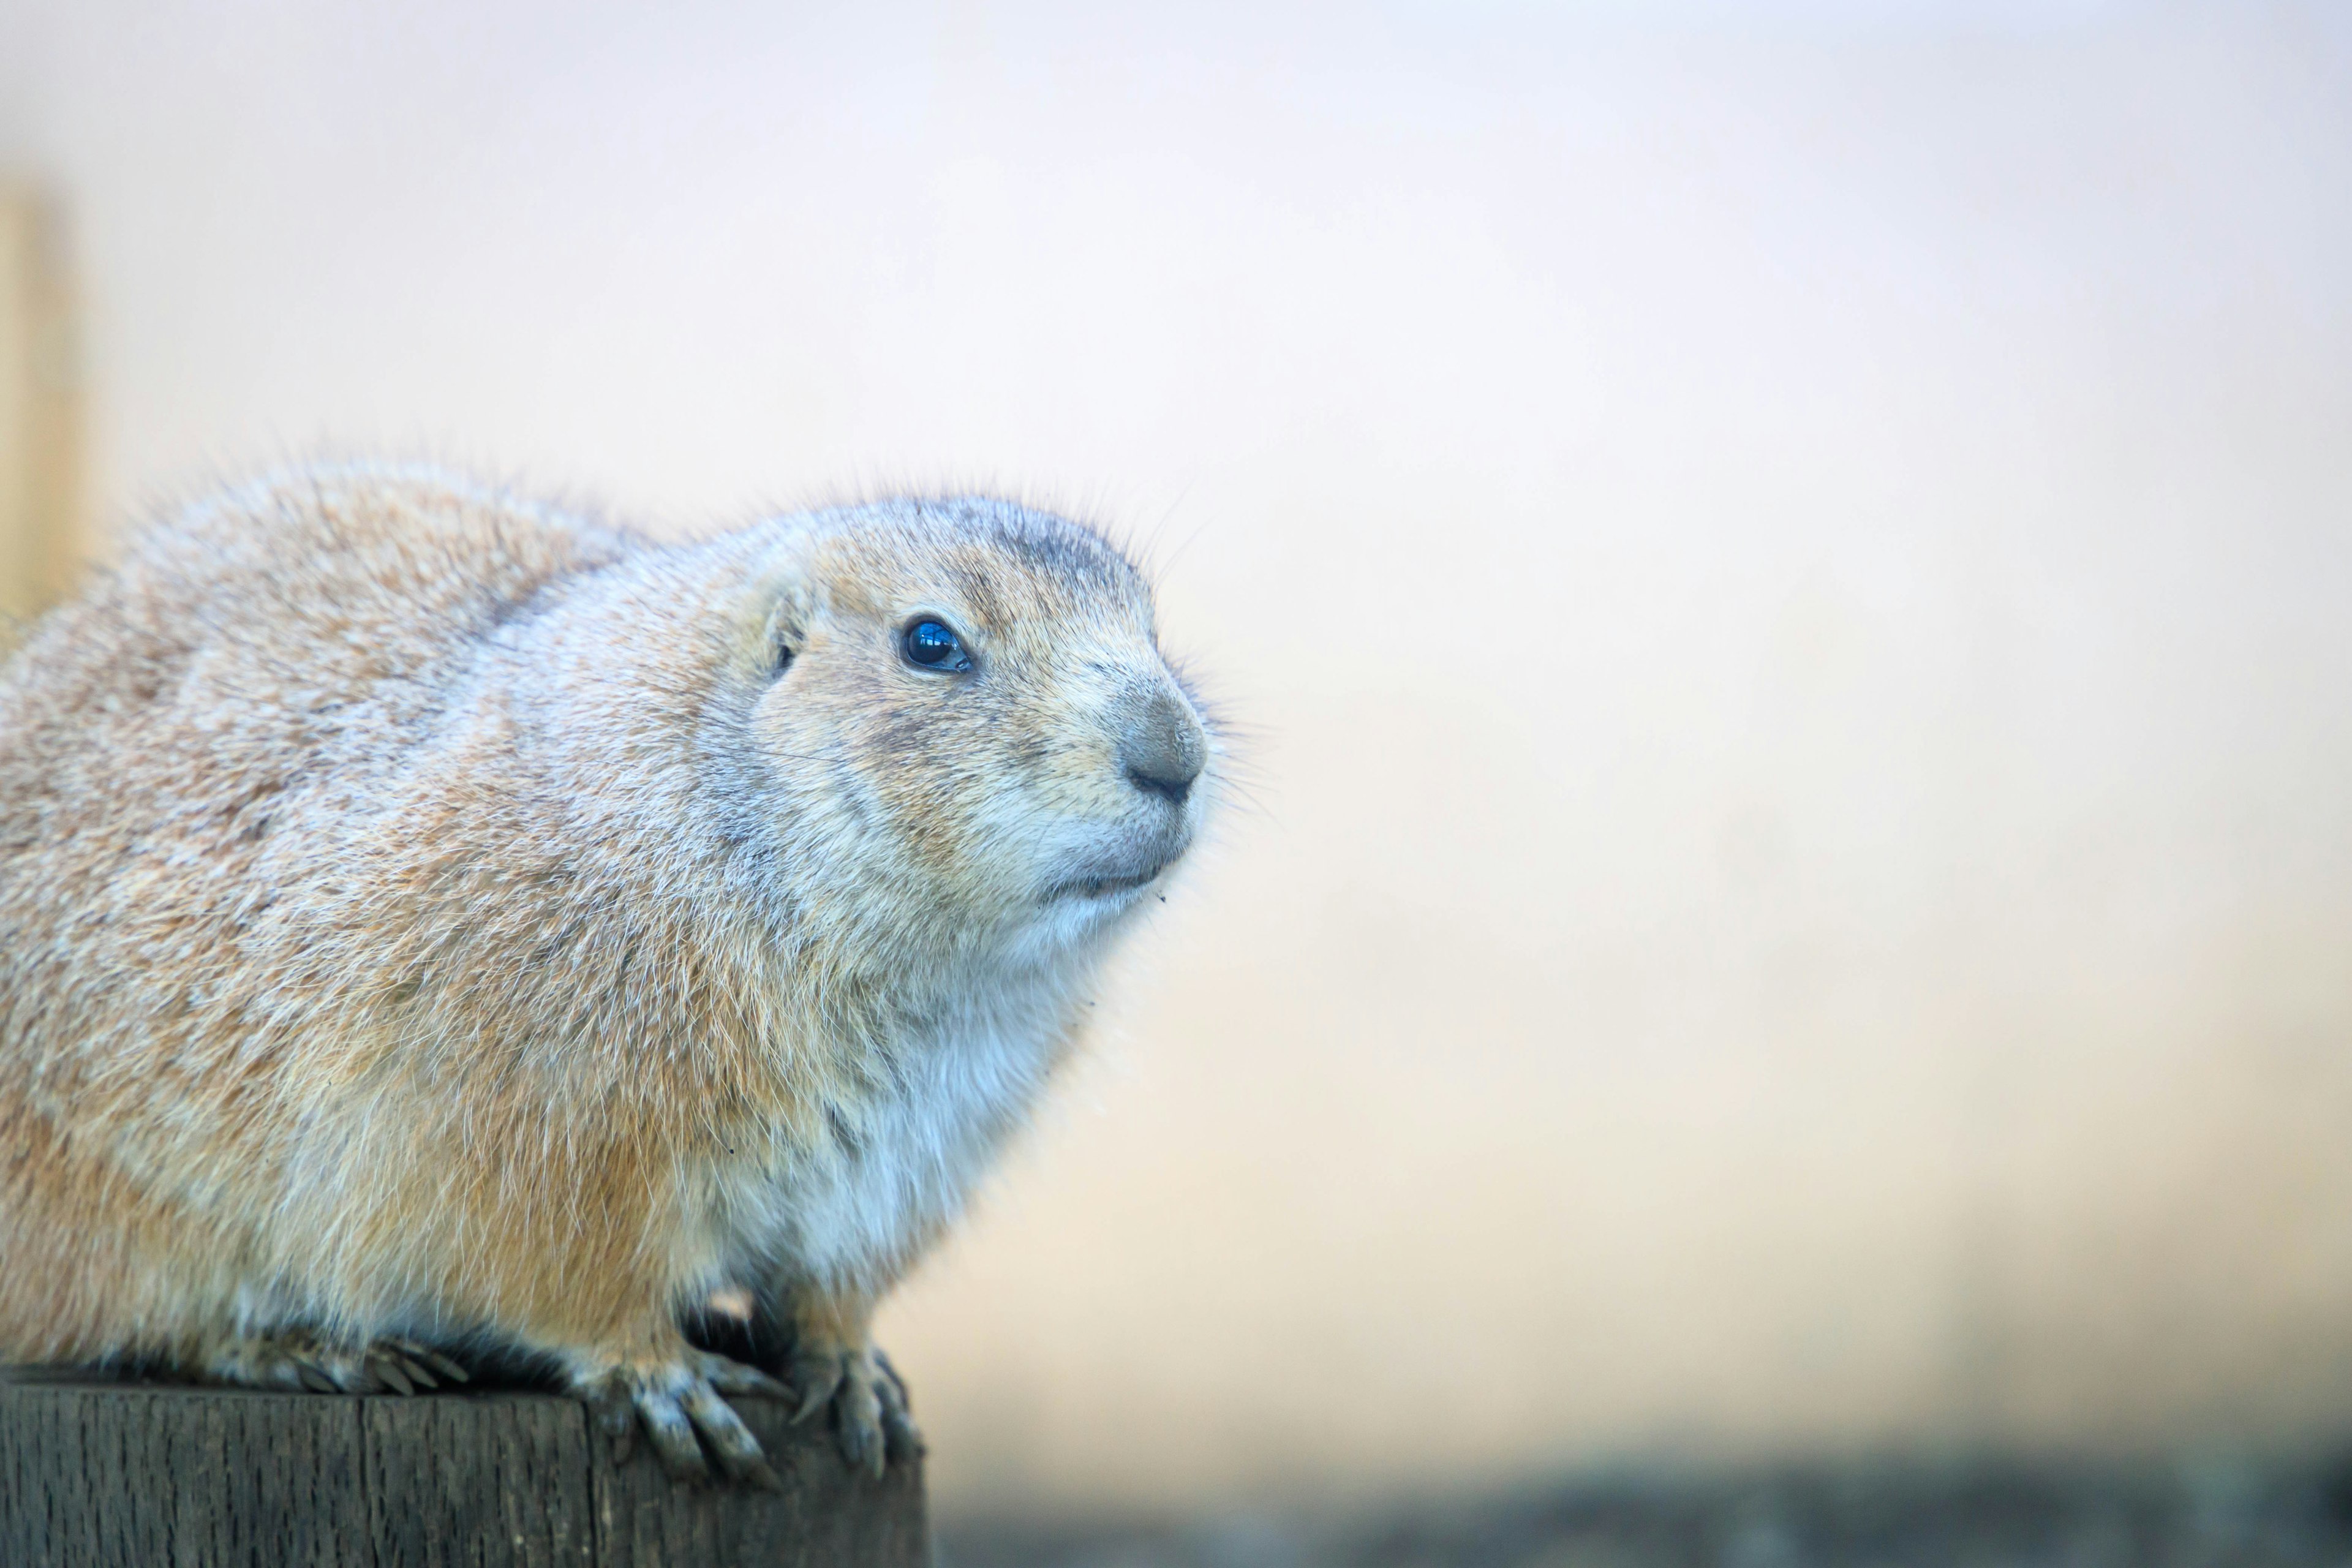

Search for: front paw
xmin=786 ymin=1339 xmax=922 ymax=1479
xmin=571 ymin=1347 xmax=792 ymax=1490
xmin=206 ymin=1329 xmax=470 ymax=1395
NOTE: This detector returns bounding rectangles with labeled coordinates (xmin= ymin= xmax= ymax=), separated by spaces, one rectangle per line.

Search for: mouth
xmin=1046 ymin=862 xmax=1167 ymax=903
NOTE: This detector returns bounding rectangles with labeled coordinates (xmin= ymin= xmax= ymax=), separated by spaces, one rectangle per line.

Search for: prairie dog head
xmin=718 ymin=497 xmax=1210 ymax=973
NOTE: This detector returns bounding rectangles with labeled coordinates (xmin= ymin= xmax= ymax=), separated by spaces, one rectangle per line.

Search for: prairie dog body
xmin=0 ymin=465 xmax=1211 ymax=1482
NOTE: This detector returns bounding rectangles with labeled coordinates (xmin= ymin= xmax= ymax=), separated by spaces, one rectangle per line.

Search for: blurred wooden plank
xmin=360 ymin=1394 xmax=598 ymax=1568
xmin=0 ymin=185 xmax=81 ymax=651
xmin=0 ymin=1373 xmax=928 ymax=1567
xmin=588 ymin=1392 xmax=930 ymax=1568
xmin=0 ymin=1376 xmax=373 ymax=1568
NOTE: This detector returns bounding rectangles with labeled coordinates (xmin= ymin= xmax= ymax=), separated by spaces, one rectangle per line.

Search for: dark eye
xmin=901 ymin=618 xmax=971 ymax=673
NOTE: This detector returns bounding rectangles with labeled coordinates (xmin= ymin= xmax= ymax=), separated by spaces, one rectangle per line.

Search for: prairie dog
xmin=0 ymin=464 xmax=1212 ymax=1485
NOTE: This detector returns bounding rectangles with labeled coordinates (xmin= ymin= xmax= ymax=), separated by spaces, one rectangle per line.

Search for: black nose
xmin=1120 ymin=686 xmax=1207 ymax=806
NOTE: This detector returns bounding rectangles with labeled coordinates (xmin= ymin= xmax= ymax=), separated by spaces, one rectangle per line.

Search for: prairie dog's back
xmin=0 ymin=467 xmax=625 ymax=913
xmin=5 ymin=466 xmax=622 ymax=783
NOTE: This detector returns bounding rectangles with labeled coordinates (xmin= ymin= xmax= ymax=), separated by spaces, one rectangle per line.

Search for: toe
xmin=634 ymin=1388 xmax=711 ymax=1485
xmin=881 ymin=1404 xmax=924 ymax=1463
xmin=876 ymin=1370 xmax=925 ymax=1462
xmin=837 ymin=1366 xmax=886 ymax=1479
xmin=585 ymin=1381 xmax=637 ymax=1465
xmin=696 ymin=1352 xmax=791 ymax=1401
xmin=683 ymin=1385 xmax=785 ymax=1493
xmin=875 ymin=1350 xmax=912 ymax=1411
xmin=837 ymin=1412 xmax=880 ymax=1478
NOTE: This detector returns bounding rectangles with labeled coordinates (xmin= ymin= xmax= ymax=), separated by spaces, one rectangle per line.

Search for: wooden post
xmin=0 ymin=184 xmax=82 ymax=652
xmin=0 ymin=1373 xmax=928 ymax=1567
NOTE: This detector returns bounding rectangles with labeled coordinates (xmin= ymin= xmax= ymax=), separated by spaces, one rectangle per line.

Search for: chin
xmin=1006 ymin=875 xmax=1163 ymax=968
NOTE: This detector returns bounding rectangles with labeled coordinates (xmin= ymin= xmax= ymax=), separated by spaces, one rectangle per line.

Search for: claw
xmin=684 ymin=1385 xmax=785 ymax=1493
xmin=875 ymin=1350 xmax=911 ymax=1411
xmin=388 ymin=1335 xmax=470 ymax=1382
xmin=208 ymin=1330 xmax=472 ymax=1400
xmin=587 ymin=1382 xmax=637 ymax=1465
xmin=389 ymin=1340 xmax=472 ymax=1384
xmin=839 ymin=1370 xmax=885 ymax=1479
xmin=876 ymin=1362 xmax=924 ymax=1461
xmin=790 ymin=1356 xmax=844 ymax=1425
xmin=845 ymin=1423 xmax=884 ymax=1480
xmin=636 ymin=1389 xmax=710 ymax=1485
xmin=706 ymin=1360 xmax=793 ymax=1400
xmin=882 ymin=1402 xmax=924 ymax=1462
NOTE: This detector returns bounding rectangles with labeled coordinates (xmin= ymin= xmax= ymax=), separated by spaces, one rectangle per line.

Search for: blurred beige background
xmin=0 ymin=184 xmax=77 ymax=645
xmin=4 ymin=0 xmax=2351 ymax=1519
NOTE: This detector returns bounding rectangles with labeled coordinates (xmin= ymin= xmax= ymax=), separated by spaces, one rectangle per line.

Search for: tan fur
xmin=0 ymin=462 xmax=1211 ymax=1477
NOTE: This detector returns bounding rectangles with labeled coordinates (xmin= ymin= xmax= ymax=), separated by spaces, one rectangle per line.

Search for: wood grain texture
xmin=0 ymin=1373 xmax=926 ymax=1568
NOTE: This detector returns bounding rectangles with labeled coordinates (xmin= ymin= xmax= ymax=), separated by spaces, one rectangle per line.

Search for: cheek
xmin=870 ymin=705 xmax=1126 ymax=886
xmin=851 ymin=702 xmax=1014 ymax=878
xmin=979 ymin=698 xmax=1135 ymax=824
xmin=752 ymin=669 xmax=944 ymax=851
xmin=761 ymin=674 xmax=1133 ymax=891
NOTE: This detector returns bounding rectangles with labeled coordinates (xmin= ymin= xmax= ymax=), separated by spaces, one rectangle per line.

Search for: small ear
xmin=734 ymin=530 xmax=819 ymax=680
xmin=758 ymin=592 xmax=805 ymax=679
